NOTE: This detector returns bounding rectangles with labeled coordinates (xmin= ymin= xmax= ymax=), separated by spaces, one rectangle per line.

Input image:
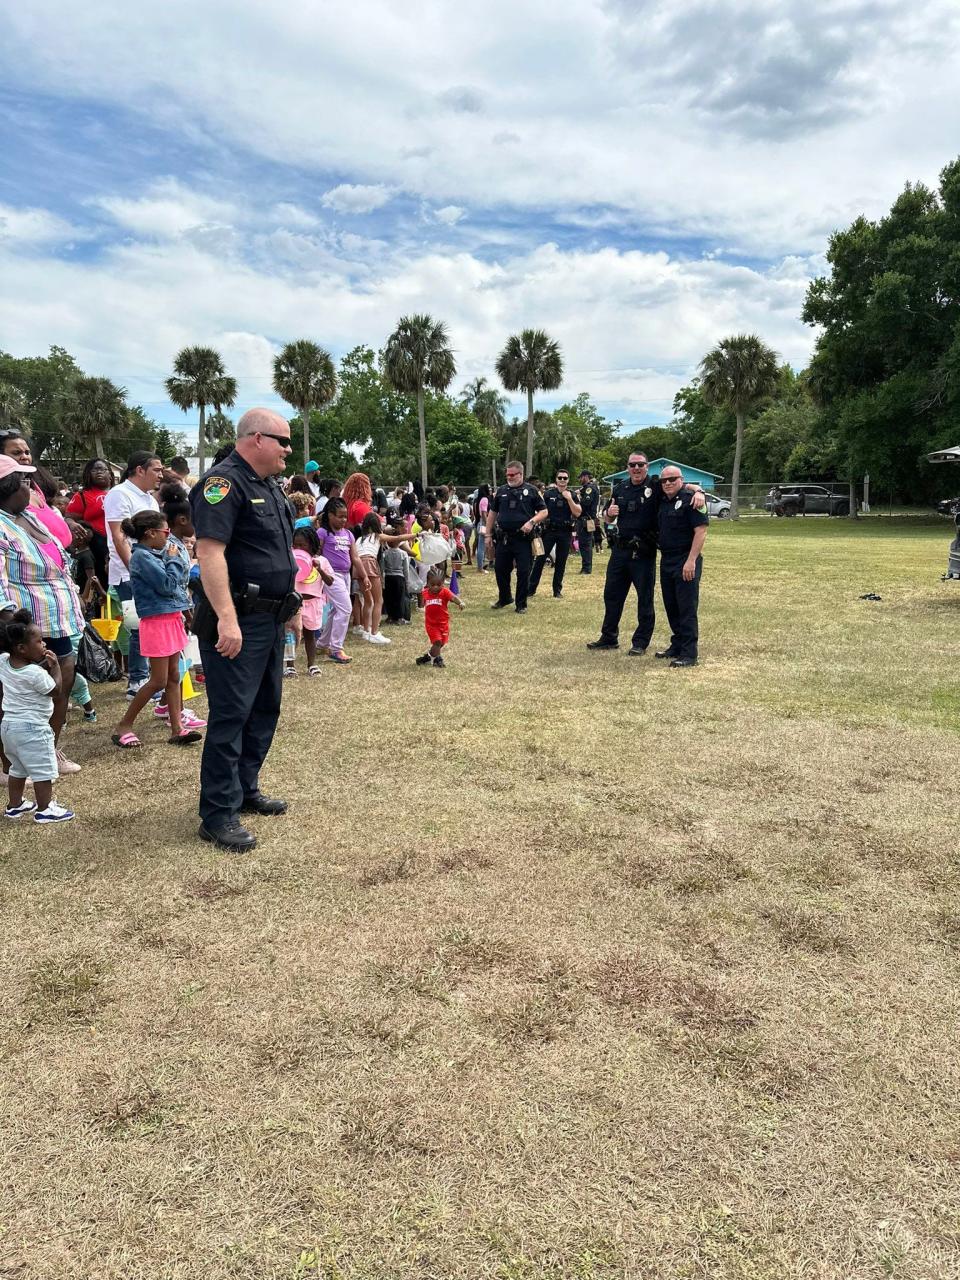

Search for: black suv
xmin=764 ymin=484 xmax=849 ymax=516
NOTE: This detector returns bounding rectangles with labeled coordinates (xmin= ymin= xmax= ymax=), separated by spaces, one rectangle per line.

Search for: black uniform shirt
xmin=577 ymin=483 xmax=599 ymax=520
xmin=612 ymin=476 xmax=664 ymax=538
xmin=657 ymin=489 xmax=709 ymax=560
xmin=190 ymin=451 xmax=297 ymax=600
xmin=543 ymin=485 xmax=576 ymax=530
xmin=491 ymin=483 xmax=546 ymax=532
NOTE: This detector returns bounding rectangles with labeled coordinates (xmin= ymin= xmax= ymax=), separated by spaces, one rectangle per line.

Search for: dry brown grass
xmin=2 ymin=518 xmax=960 ymax=1278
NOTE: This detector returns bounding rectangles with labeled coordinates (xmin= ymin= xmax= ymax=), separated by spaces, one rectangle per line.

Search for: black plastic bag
xmin=75 ymin=623 xmax=121 ymax=683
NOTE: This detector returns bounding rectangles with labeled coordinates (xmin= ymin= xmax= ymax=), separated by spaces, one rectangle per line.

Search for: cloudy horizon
xmin=1 ymin=0 xmax=958 ymax=443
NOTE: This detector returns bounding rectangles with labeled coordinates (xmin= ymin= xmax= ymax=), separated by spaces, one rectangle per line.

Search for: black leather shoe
xmin=669 ymin=657 xmax=697 ymax=668
xmin=586 ymin=639 xmax=618 ymax=650
xmin=655 ymin=649 xmax=678 ymax=660
xmin=628 ymin=645 xmax=647 ymax=656
xmin=490 ymin=601 xmax=512 ymax=610
xmin=241 ymin=791 xmax=288 ymax=816
xmin=199 ymin=819 xmax=257 ymax=852
xmin=515 ymin=606 xmax=527 ymax=614
xmin=527 ymin=590 xmax=537 ymax=597
xmin=553 ymin=591 xmax=562 ymax=598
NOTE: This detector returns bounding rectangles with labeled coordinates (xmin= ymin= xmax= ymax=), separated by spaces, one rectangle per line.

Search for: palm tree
xmin=0 ymin=382 xmax=29 ymax=432
xmin=461 ymin=377 xmax=510 ymax=483
xmin=272 ymin=339 xmax=338 ymax=464
xmin=383 ymin=314 xmax=456 ymax=488
xmin=699 ymin=334 xmax=779 ymax=519
xmin=165 ymin=346 xmax=237 ymax=476
xmin=62 ymin=376 xmax=129 ymax=459
xmin=496 ymin=328 xmax=564 ymax=475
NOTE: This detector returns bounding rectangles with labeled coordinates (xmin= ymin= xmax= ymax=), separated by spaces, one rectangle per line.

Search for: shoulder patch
xmin=203 ymin=476 xmax=231 ymax=505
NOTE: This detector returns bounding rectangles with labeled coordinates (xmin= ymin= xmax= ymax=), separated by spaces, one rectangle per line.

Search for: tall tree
xmin=461 ymin=376 xmax=509 ymax=483
xmin=496 ymin=328 xmax=564 ymax=475
xmin=62 ymin=376 xmax=130 ymax=459
xmin=0 ymin=382 xmax=29 ymax=431
xmin=165 ymin=346 xmax=237 ymax=475
xmin=383 ymin=315 xmax=456 ymax=488
xmin=272 ymin=339 xmax=337 ymax=465
xmin=698 ymin=334 xmax=779 ymax=518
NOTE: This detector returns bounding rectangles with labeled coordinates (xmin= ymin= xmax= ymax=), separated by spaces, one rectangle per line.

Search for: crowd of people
xmin=0 ymin=421 xmax=707 ymax=836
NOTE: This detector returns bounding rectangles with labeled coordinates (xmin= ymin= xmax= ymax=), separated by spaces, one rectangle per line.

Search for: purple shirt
xmin=317 ymin=526 xmax=354 ymax=574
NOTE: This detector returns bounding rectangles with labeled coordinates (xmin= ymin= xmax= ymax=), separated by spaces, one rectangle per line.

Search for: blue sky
xmin=1 ymin=0 xmax=959 ymax=446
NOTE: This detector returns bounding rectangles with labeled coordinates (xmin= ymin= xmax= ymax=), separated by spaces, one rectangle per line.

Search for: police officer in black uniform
xmin=190 ymin=408 xmax=302 ymax=852
xmin=484 ymin=460 xmax=547 ymax=614
xmin=656 ymin=466 xmax=709 ymax=667
xmin=575 ymin=469 xmax=599 ymax=574
xmin=528 ymin=468 xmax=581 ymax=598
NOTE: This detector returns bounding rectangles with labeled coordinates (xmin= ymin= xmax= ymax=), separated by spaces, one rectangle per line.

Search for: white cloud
xmin=434 ymin=205 xmax=466 ymax=225
xmin=94 ymin=177 xmax=237 ymax=239
xmin=0 ymin=204 xmax=80 ymax=245
xmin=320 ymin=183 xmax=393 ymax=215
xmin=271 ymin=202 xmax=320 ymax=229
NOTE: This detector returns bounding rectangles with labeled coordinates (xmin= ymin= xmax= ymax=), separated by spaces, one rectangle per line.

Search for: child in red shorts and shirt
xmin=415 ymin=568 xmax=465 ymax=668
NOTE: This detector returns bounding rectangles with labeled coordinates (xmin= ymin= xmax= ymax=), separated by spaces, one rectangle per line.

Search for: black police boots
xmin=199 ymin=818 xmax=257 ymax=852
xmin=241 ymin=791 xmax=289 ymax=816
xmin=586 ymin=638 xmax=618 ymax=650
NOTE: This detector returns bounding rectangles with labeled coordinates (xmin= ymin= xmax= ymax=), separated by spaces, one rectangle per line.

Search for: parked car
xmin=704 ymin=492 xmax=731 ymax=518
xmin=763 ymin=484 xmax=849 ymax=516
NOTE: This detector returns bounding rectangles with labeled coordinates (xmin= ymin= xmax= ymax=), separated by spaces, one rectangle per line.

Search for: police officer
xmin=528 ymin=468 xmax=581 ymax=598
xmin=575 ymin=469 xmax=599 ymax=574
xmin=586 ymin=452 xmax=705 ymax=656
xmin=484 ymin=460 xmax=547 ymax=614
xmin=190 ymin=408 xmax=302 ymax=852
xmin=655 ymin=466 xmax=708 ymax=667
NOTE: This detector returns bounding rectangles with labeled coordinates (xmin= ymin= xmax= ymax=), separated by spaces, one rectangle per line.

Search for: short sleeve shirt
xmin=490 ymin=483 xmax=546 ymax=532
xmin=0 ymin=654 xmax=56 ymax=724
xmin=190 ymin=451 xmax=296 ymax=600
xmin=658 ymin=489 xmax=709 ymax=558
xmin=103 ymin=480 xmax=160 ymax=586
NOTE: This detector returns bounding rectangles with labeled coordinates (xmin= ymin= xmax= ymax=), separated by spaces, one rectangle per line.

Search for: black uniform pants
xmin=577 ymin=521 xmax=594 ymax=574
xmin=600 ymin=547 xmax=656 ymax=648
xmin=529 ymin=529 xmax=572 ymax=595
xmin=199 ymin=613 xmax=284 ymax=827
xmin=494 ymin=532 xmax=533 ymax=608
xmin=660 ymin=555 xmax=702 ymax=660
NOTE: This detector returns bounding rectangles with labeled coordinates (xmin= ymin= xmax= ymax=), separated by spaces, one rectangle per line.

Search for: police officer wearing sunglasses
xmin=189 ymin=408 xmax=302 ymax=852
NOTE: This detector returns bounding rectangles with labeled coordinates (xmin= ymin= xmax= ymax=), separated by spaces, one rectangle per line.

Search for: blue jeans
xmin=116 ymin=580 xmax=149 ymax=688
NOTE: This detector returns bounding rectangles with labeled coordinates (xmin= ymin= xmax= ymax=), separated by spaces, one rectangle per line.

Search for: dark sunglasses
xmin=259 ymin=431 xmax=292 ymax=447
xmin=661 ymin=475 xmax=682 ymax=483
xmin=556 ymin=476 xmax=568 ymax=481
xmin=627 ymin=461 xmax=647 ymax=468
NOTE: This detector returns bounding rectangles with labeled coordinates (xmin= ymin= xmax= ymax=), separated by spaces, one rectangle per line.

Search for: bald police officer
xmin=656 ymin=465 xmax=708 ymax=667
xmin=190 ymin=408 xmax=302 ymax=852
xmin=485 ymin=460 xmax=548 ymax=614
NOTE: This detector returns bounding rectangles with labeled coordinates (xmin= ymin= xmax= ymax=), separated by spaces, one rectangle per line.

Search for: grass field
xmin=2 ymin=516 xmax=960 ymax=1280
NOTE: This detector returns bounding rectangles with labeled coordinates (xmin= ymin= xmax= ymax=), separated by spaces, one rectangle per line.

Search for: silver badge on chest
xmin=644 ymin=487 xmax=652 ymax=498
xmin=675 ymin=498 xmax=682 ymax=509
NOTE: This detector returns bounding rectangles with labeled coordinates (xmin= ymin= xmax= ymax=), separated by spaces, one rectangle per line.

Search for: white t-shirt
xmin=0 ymin=654 xmax=56 ymax=724
xmin=102 ymin=480 xmax=160 ymax=586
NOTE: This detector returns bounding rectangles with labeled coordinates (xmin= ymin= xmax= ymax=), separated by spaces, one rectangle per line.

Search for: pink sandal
xmin=111 ymin=732 xmax=142 ymax=749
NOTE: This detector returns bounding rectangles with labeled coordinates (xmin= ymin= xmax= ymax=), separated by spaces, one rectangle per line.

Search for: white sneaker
xmin=5 ymin=799 xmax=37 ymax=819
xmin=35 ymin=802 xmax=75 ymax=824
xmin=55 ymin=749 xmax=82 ymax=775
xmin=351 ymin=626 xmax=369 ymax=638
xmin=368 ymin=632 xmax=391 ymax=645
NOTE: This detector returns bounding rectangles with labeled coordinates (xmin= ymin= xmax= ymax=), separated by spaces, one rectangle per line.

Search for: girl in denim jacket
xmin=111 ymin=510 xmax=202 ymax=749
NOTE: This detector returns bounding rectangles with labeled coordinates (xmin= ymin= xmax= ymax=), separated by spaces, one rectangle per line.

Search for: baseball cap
xmin=0 ymin=455 xmax=36 ymax=480
xmin=304 ymin=460 xmax=320 ymax=473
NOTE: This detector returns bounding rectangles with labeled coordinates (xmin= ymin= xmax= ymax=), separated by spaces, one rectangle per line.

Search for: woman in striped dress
xmin=0 ymin=458 xmax=86 ymax=776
